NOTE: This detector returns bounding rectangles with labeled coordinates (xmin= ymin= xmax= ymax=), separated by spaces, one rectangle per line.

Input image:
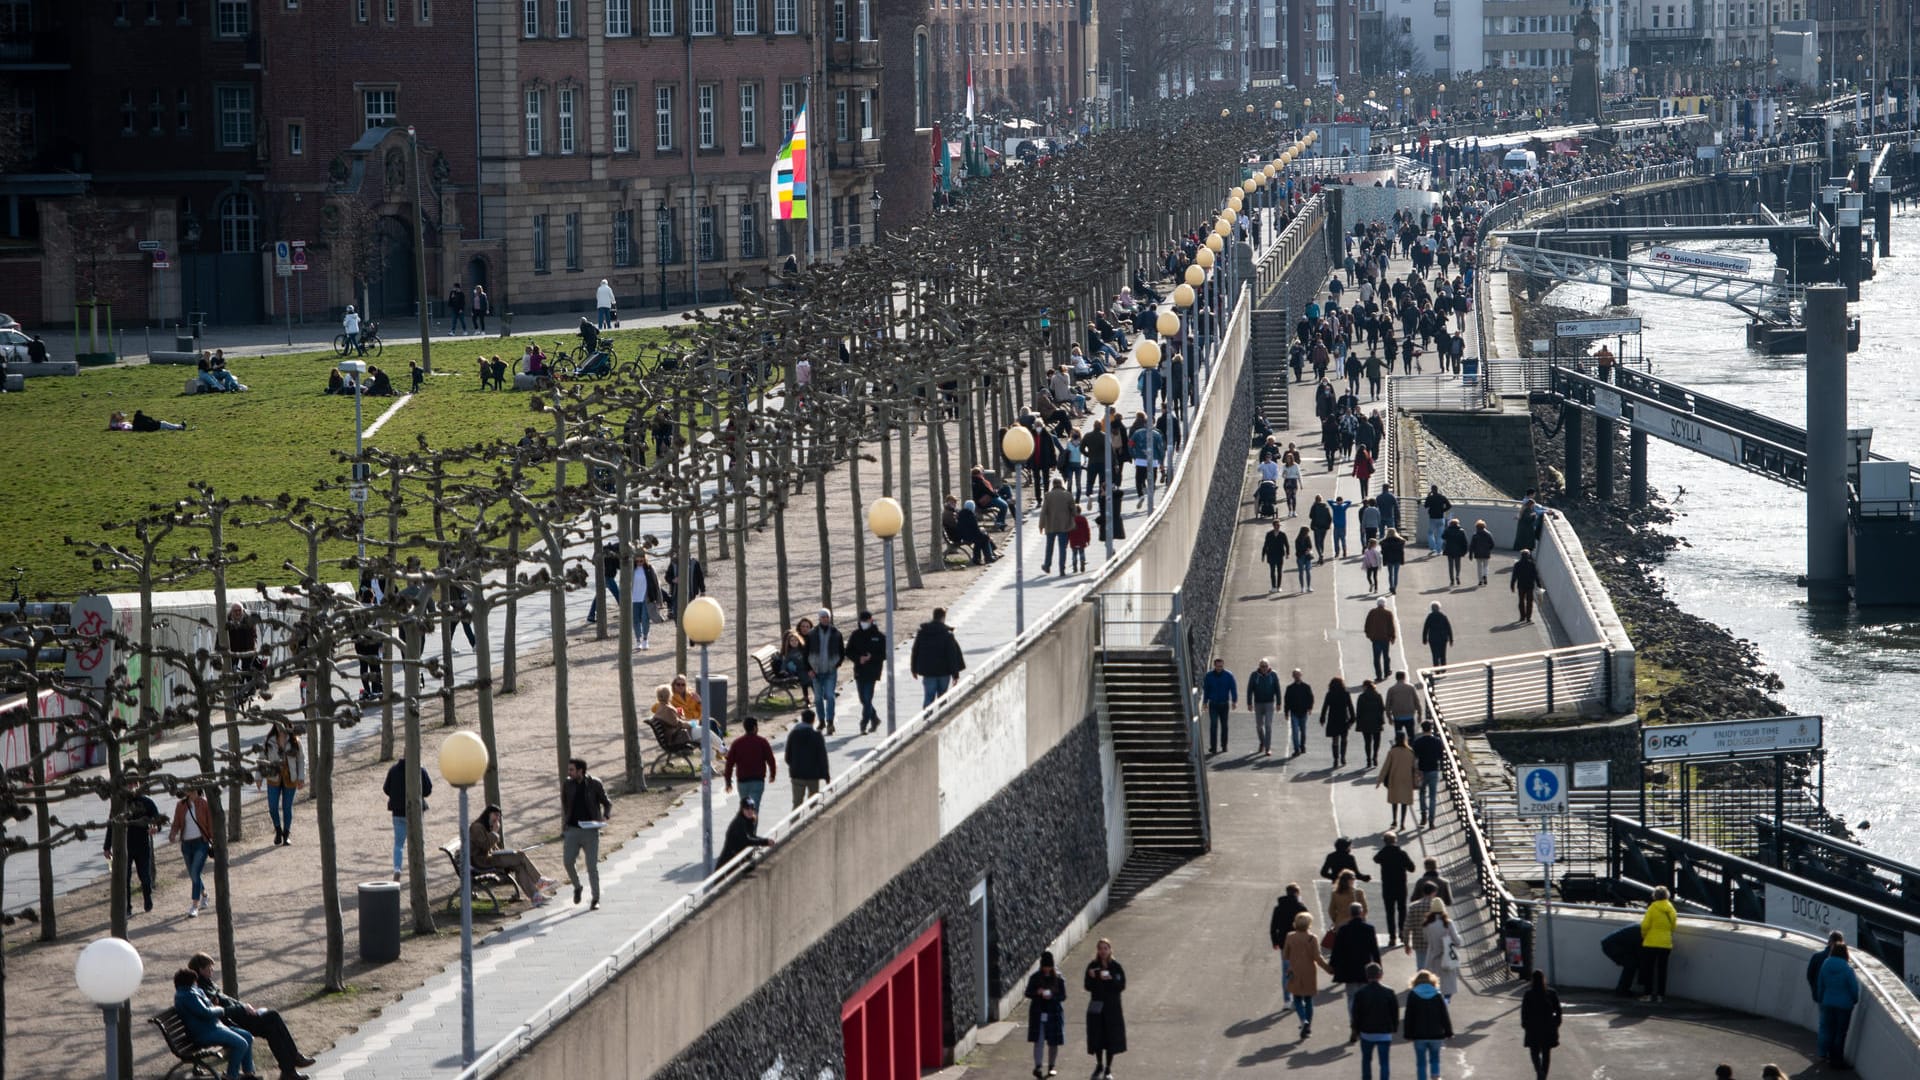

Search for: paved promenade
xmin=951 ymin=339 xmax=1820 ymax=1079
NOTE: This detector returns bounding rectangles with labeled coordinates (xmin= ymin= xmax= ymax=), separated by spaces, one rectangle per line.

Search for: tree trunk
xmin=899 ymin=402 xmax=924 ymax=590
xmin=305 ymin=538 xmax=348 ymax=991
xmin=210 ymin=507 xmax=245 ymax=843
xmin=194 ymin=694 xmax=242 ymax=994
xmin=432 ymin=484 xmax=460 ymax=726
xmin=472 ymin=591 xmax=502 ymax=811
xmin=25 ymin=685 xmax=54 ymax=940
xmin=773 ymin=484 xmax=792 ymax=636
xmin=673 ymin=509 xmax=689 ymax=675
xmin=590 ymin=511 xmax=608 ymax=642
xmin=847 ymin=436 xmax=869 ymax=615
xmin=617 ymin=497 xmax=646 ymax=794
xmin=813 ymin=455 xmax=832 ymax=609
xmin=402 ymin=617 xmax=436 ymax=935
xmin=502 ymin=457 xmax=524 ymax=696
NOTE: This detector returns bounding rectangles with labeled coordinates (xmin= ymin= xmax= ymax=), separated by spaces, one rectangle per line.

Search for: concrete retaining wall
xmin=1483 ymin=715 xmax=1641 ymax=783
xmin=1415 ymin=411 xmax=1536 ymax=498
xmin=1545 ymin=907 xmax=1920 ymax=1079
xmin=1533 ymin=513 xmax=1635 ymax=714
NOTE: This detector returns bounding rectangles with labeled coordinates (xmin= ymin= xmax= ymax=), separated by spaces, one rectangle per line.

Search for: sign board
xmin=64 ymin=595 xmax=115 ymax=688
xmin=1556 ymin=317 xmax=1643 ymax=337
xmin=349 ymin=483 xmax=369 ymax=504
xmin=1632 ymin=402 xmax=1744 ymax=467
xmin=151 ymin=254 xmax=170 ymax=270
xmin=1517 ymin=764 xmax=1567 ymax=815
xmin=1649 ymin=246 xmax=1752 ymax=273
xmin=276 ymin=263 xmax=294 ymax=277
xmin=1642 ymin=715 xmax=1824 ymax=762
xmin=137 ymin=240 xmax=163 ymax=252
xmin=1531 ymin=339 xmax=1552 ymax=355
xmin=1764 ymin=882 xmax=1858 ymax=943
xmin=1573 ymin=760 xmax=1610 ymax=788
xmin=274 ymin=240 xmax=292 ymax=271
xmin=1593 ymin=387 xmax=1623 ymax=420
xmin=291 ymin=240 xmax=308 ymax=272
xmin=1906 ymin=934 xmax=1920 ymax=1000
xmin=1534 ymin=830 xmax=1557 ymax=865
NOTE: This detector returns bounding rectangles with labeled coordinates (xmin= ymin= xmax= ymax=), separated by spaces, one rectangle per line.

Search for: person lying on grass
xmin=110 ymin=410 xmax=186 ymax=432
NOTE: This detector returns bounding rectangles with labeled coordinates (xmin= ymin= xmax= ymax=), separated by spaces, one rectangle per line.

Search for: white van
xmin=1502 ymin=149 xmax=1538 ymax=173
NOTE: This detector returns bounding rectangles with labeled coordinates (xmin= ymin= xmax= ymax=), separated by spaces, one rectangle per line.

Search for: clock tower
xmin=1568 ymin=5 xmax=1602 ymax=122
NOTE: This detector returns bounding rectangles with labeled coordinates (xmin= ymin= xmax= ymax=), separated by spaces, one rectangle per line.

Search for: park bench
xmin=749 ymin=643 xmax=806 ymax=706
xmin=645 ymin=713 xmax=701 ymax=776
xmin=439 ymin=839 xmax=521 ymax=911
xmin=149 ymin=1007 xmax=228 ymax=1080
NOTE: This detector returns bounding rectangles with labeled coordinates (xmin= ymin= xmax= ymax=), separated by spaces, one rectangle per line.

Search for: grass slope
xmin=0 ymin=330 xmax=669 ymax=597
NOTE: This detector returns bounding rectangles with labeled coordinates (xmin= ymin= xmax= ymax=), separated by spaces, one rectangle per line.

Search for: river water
xmin=1546 ymin=212 xmax=1920 ymax=866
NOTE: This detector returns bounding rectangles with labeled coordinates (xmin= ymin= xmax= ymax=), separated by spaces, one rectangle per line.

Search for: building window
xmin=657 ymin=206 xmax=678 ymax=263
xmin=219 ymin=191 xmax=257 ymax=253
xmin=355 ymin=0 xmax=367 ymax=20
xmin=614 ymin=209 xmax=634 ymax=266
xmin=739 ymin=202 xmax=759 ymax=258
xmin=832 ymin=0 xmax=845 ymax=39
xmin=216 ymin=0 xmax=249 ymax=36
xmin=525 ymin=89 xmax=543 ymax=155
xmin=612 ymin=86 xmax=631 ymax=152
xmin=733 ymin=0 xmax=756 ymax=33
xmin=532 ymin=213 xmax=548 ymax=271
xmin=384 ymin=0 xmax=395 ymax=19
xmin=287 ymin=121 xmax=303 ymax=155
xmin=176 ymin=88 xmax=192 ymax=133
xmin=216 ymin=86 xmax=253 ymax=148
xmin=556 ymin=0 xmax=571 ymax=34
xmin=834 ymin=88 xmax=848 ymax=141
xmin=565 ymin=211 xmax=581 ymax=270
xmin=523 ymin=0 xmax=538 ymax=36
xmin=856 ymin=0 xmax=869 ymax=38
xmin=419 ymin=0 xmax=430 ymax=19
xmin=774 ymin=0 xmax=797 ymax=33
xmin=149 ymin=89 xmax=165 ymax=134
xmin=648 ymin=0 xmax=671 ymax=33
xmin=780 ymin=81 xmax=799 ymax=136
xmin=739 ymin=82 xmax=758 ymax=146
xmin=858 ymin=88 xmax=873 ymax=140
xmin=607 ymin=0 xmax=631 ymax=34
xmin=557 ymin=87 xmax=576 ymax=153
xmin=655 ymin=85 xmax=674 ymax=149
xmin=691 ymin=0 xmax=714 ymax=34
xmin=847 ymin=195 xmax=862 ymax=247
xmin=120 ymin=89 xmax=136 ymax=135
xmin=698 ymin=204 xmax=717 ymax=261
xmin=363 ymin=88 xmax=397 ymax=130
xmin=697 ymin=83 xmax=716 ymax=148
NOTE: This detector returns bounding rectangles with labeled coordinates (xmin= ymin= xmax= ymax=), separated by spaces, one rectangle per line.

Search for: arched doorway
xmin=370 ymin=214 xmax=417 ymax=319
xmin=465 ymin=255 xmax=489 ymax=290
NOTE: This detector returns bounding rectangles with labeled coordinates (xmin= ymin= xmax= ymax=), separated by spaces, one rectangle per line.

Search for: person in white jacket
xmin=342 ymin=305 xmax=362 ymax=355
xmin=595 ymin=279 xmax=616 ymax=330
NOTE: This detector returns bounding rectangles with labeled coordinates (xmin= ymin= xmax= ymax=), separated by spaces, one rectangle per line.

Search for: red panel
xmin=842 ymin=921 xmax=948 ymax=1080
xmin=891 ymin=968 xmax=916 ymax=1076
xmin=917 ymin=935 xmax=943 ymax=1069
xmin=842 ymin=1011 xmax=865 ymax=1080
xmin=864 ymin=983 xmax=891 ymax=1076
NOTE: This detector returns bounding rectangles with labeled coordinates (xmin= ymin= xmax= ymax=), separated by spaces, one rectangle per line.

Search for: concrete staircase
xmin=1101 ymin=648 xmax=1208 ymax=856
xmin=1250 ymin=310 xmax=1293 ymax=431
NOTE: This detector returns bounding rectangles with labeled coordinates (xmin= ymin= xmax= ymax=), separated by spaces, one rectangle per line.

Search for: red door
xmin=841 ymin=921 xmax=945 ymax=1080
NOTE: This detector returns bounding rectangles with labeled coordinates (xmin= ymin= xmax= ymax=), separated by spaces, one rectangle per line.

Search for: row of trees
xmin=0 ymin=91 xmax=1281 ymax=1079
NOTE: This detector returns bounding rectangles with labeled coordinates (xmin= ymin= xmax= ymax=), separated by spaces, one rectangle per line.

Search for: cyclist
xmin=342 ymin=305 xmax=362 ymax=356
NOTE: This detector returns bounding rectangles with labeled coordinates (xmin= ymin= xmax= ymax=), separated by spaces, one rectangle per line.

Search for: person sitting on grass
xmin=366 ymin=364 xmax=395 ymax=396
xmin=523 ymin=343 xmax=549 ymax=378
xmin=112 ymin=410 xmax=186 ymax=432
xmin=326 ymin=369 xmax=347 ymax=395
xmin=479 ymin=355 xmax=508 ymax=390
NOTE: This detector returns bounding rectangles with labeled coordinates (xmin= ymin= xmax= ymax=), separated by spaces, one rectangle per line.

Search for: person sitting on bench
xmin=956 ymin=500 xmax=998 ymax=564
xmin=468 ymin=804 xmax=558 ymax=907
xmin=523 ymin=344 xmax=549 ymax=379
xmin=172 ymin=967 xmax=258 ymax=1080
xmin=188 ymin=952 xmax=316 ymax=1080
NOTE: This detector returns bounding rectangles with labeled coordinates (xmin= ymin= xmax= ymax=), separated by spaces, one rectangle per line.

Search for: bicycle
xmin=333 ymin=322 xmax=386 ymax=359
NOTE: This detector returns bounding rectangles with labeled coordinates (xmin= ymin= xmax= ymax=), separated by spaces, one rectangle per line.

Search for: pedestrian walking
xmin=1424 ymin=486 xmax=1452 ymax=554
xmin=1270 ymin=884 xmax=1310 ymax=998
xmin=806 ymin=609 xmax=846 ymax=734
xmin=1405 ymin=880 xmax=1446 ymax=959
xmin=381 ymin=759 xmax=431 ymax=885
xmin=1377 ymin=485 xmax=1400 ymax=534
xmin=1262 ymin=520 xmax=1291 ymax=591
xmin=595 ymin=278 xmax=616 ymax=329
xmin=1403 ymin=969 xmax=1454 ymax=1080
xmin=1469 ymin=519 xmax=1496 ymax=586
xmin=1203 ymin=657 xmax=1238 ymax=755
xmin=1351 ymin=962 xmax=1398 ymax=1070
xmin=1423 ymin=907 xmax=1462 ymax=1001
xmin=1295 ymin=526 xmax=1316 ymax=592
xmin=446 ymin=281 xmax=468 ymax=333
xmin=723 ymin=716 xmax=778 ymax=806
xmin=1440 ymin=518 xmax=1468 ymax=585
xmin=1639 ymin=886 xmax=1678 ymax=1003
xmin=1329 ymin=869 xmax=1369 ymax=931
xmin=108 ymin=776 xmax=161 ymax=916
xmin=1381 ymin=528 xmax=1406 ymax=593
xmin=1373 ymin=831 xmax=1417 ymax=947
xmin=1353 ymin=445 xmax=1375 ymax=499
xmin=257 ymin=722 xmax=305 ymax=847
xmin=1330 ymin=494 xmax=1353 ymax=556
xmin=909 ymin=607 xmax=966 ymax=707
xmin=341 ymin=305 xmax=362 ymax=355
xmin=1084 ymin=939 xmax=1128 ymax=1079
xmin=1386 ymin=671 xmax=1420 ymax=742
xmin=1284 ymin=911 xmax=1334 ymax=1039
xmin=784 ymin=708 xmax=831 ymax=805
xmin=1359 ymin=498 xmax=1383 ymax=544
xmin=1282 ymin=457 xmax=1303 ymax=516
xmin=1412 ymin=722 xmax=1447 ymax=827
xmin=1320 ymin=677 xmax=1355 ymax=767
xmin=1817 ymin=941 xmax=1860 ymax=1068
xmin=1379 ymin=734 xmax=1418 ymax=831
xmin=716 ymin=796 xmax=773 ymax=867
xmin=1249 ymin=658 xmax=1282 ymax=756
xmin=1284 ymin=668 xmax=1316 ymax=757
xmin=1361 ymin=537 xmax=1383 ymax=593
xmin=1421 ymin=603 xmax=1454 ymax=668
xmin=1364 ymin=598 xmax=1397 ymax=681
xmin=1040 ymin=478 xmax=1076 ymax=574
xmin=1417 ymin=858 xmax=1453 ymax=905
xmin=1806 ymin=930 xmax=1844 ymax=1002
xmin=1025 ymin=951 xmax=1069 ymax=1078
xmin=1069 ymin=504 xmax=1091 ymax=572
xmin=846 ymin=612 xmax=887 ymax=734
xmin=560 ymin=758 xmax=612 ymax=907
xmin=1355 ymin=680 xmax=1387 ymax=767
xmin=1521 ymin=970 xmax=1563 ymax=1079
xmin=1512 ymin=549 xmax=1541 ymax=623
xmin=1310 ymin=495 xmax=1333 ymax=561
xmin=470 ymin=285 xmax=490 ymax=333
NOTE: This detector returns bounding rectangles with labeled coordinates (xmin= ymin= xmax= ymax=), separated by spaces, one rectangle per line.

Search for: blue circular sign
xmin=1523 ymin=768 xmax=1561 ymax=804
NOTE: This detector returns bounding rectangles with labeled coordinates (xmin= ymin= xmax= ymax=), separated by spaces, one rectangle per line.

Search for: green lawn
xmin=0 ymin=329 xmax=670 ymax=598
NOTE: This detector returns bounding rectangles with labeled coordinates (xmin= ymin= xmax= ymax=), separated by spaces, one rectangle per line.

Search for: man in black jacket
xmin=846 ymin=611 xmax=888 ymax=734
xmin=1268 ymin=884 xmax=1309 ymax=1004
xmin=805 ymin=609 xmax=847 ymax=735
xmin=382 ymin=758 xmax=431 ymax=882
xmin=1320 ymin=836 xmax=1371 ymax=883
xmin=909 ymin=607 xmax=966 ymax=708
xmin=106 ymin=775 xmax=162 ymax=915
xmin=190 ymin=953 xmax=315 ymax=1080
xmin=1331 ymin=910 xmax=1384 ymax=1043
xmin=1373 ymin=832 xmax=1418 ymax=947
xmin=561 ymin=758 xmax=612 ymax=908
xmin=1351 ymin=962 xmax=1398 ymax=1067
xmin=1283 ymin=669 xmax=1316 ymax=758
xmin=784 ymin=709 xmax=830 ymax=805
xmin=717 ymin=796 xmax=772 ymax=867
xmin=1412 ymin=722 xmax=1447 ymax=828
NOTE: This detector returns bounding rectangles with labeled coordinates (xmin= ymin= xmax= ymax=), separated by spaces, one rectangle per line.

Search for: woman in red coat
xmin=1353 ymin=444 xmax=1376 ymax=500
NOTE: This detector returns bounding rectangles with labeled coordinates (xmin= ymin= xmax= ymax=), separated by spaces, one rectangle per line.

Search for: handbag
xmin=1443 ymin=935 xmax=1462 ymax=972
xmin=1320 ymin=927 xmax=1338 ymax=952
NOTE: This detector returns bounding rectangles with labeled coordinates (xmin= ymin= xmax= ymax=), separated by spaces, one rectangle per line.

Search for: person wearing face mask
xmin=846 ymin=610 xmax=888 ymax=735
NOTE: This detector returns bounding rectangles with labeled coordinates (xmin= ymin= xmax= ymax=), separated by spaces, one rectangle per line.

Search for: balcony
xmin=0 ymin=32 xmax=72 ymax=70
xmin=829 ymin=139 xmax=884 ymax=171
xmin=828 ymin=39 xmax=882 ymax=71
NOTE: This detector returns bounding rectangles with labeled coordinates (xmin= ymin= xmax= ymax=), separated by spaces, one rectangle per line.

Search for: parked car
xmin=0 ymin=327 xmax=32 ymax=362
xmin=0 ymin=313 xmax=18 ymax=331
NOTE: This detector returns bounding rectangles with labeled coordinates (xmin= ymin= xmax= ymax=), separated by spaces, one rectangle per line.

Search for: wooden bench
xmin=749 ymin=643 xmax=806 ymax=706
xmin=149 ymin=1007 xmax=228 ymax=1080
xmin=645 ymin=714 xmax=701 ymax=776
xmin=439 ymin=839 xmax=521 ymax=911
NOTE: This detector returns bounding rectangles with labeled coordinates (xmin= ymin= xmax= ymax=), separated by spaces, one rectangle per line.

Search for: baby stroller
xmin=568 ymin=317 xmax=614 ymax=378
xmin=1255 ymin=478 xmax=1279 ymax=519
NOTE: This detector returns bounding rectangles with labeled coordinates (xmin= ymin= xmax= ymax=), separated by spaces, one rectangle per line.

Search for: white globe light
xmin=75 ymin=937 xmax=144 ymax=1005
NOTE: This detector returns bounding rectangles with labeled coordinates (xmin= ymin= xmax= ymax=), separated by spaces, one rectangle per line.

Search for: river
xmin=1546 ymin=212 xmax=1920 ymax=866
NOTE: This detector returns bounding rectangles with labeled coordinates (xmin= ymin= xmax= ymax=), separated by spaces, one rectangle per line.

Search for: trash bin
xmin=1503 ymin=916 xmax=1534 ymax=976
xmin=705 ymin=674 xmax=729 ymax=736
xmin=358 ymin=880 xmax=402 ymax=963
xmin=174 ymin=334 xmax=195 ymax=352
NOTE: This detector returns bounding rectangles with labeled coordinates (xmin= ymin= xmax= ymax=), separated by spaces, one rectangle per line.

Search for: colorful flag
xmin=771 ymin=102 xmax=808 ymax=221
xmin=965 ymin=58 xmax=975 ymax=122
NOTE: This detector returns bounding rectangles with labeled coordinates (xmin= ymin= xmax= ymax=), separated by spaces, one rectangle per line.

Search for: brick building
xmin=1286 ymin=0 xmax=1359 ymax=84
xmin=924 ymin=0 xmax=1085 ymax=119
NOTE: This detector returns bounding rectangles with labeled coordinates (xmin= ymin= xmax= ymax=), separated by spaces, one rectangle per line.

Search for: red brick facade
xmin=924 ymin=0 xmax=1083 ymax=119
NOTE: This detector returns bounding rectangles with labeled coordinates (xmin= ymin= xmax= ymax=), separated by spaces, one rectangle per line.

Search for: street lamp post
xmin=866 ymin=497 xmax=902 ymax=734
xmin=682 ymin=597 xmax=725 ymax=874
xmin=339 ymin=359 xmax=370 ymax=562
xmin=1186 ymin=256 xmax=1209 ymax=380
xmin=438 ymin=731 xmax=490 ymax=1066
xmin=75 ymin=937 xmax=143 ymax=1080
xmin=1001 ymin=425 xmax=1035 ymax=634
xmin=1092 ymin=373 xmax=1120 ymax=558
xmin=405 ymin=126 xmax=433 ymax=374
xmin=1156 ymin=310 xmax=1182 ymax=442
xmin=1137 ymin=340 xmax=1162 ymax=513
xmin=1172 ymin=281 xmax=1196 ymax=433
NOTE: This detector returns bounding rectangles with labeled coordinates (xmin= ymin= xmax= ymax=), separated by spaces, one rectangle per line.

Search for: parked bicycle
xmin=334 ymin=321 xmax=385 ymax=358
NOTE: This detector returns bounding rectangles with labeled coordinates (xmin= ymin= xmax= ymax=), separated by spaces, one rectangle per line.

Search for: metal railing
xmin=1387 ymin=372 xmax=1494 ymax=413
xmin=1722 ymin=141 xmax=1823 ymax=171
xmin=1429 ymin=689 xmax=1521 ymax=928
xmin=1256 ymin=192 xmax=1327 ymax=306
xmin=1422 ymin=643 xmax=1616 ymax=724
xmin=1093 ymin=591 xmax=1181 ymax=649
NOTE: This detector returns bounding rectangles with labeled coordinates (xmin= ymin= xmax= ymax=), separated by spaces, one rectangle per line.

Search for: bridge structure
xmin=1492 ymin=242 xmax=1800 ymax=315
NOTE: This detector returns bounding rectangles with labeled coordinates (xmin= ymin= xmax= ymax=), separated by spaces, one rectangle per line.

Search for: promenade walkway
xmin=951 ymin=319 xmax=1820 ymax=1079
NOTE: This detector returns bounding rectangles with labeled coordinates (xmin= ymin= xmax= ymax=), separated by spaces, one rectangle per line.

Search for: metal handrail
xmin=1423 ymin=642 xmax=1614 ymax=723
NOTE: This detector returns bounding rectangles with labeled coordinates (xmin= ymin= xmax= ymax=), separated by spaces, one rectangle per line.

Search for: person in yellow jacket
xmin=1639 ymin=886 xmax=1679 ymax=1003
